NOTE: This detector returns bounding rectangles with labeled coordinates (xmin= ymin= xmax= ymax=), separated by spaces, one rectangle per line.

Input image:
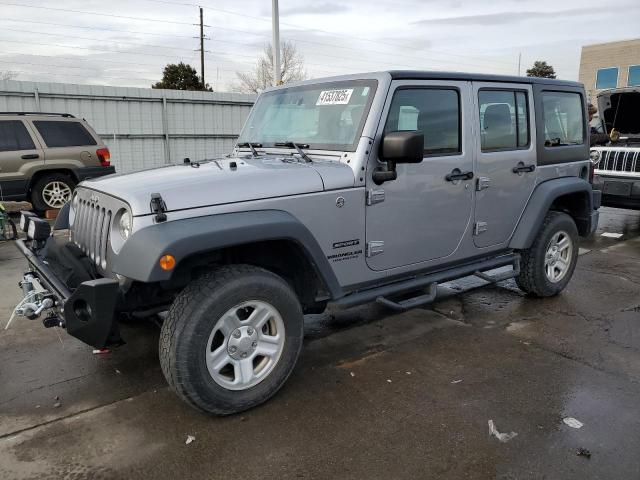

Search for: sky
xmin=0 ymin=0 xmax=638 ymax=91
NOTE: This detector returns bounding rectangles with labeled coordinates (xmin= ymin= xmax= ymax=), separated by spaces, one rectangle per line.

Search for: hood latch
xmin=150 ymin=193 xmax=168 ymax=223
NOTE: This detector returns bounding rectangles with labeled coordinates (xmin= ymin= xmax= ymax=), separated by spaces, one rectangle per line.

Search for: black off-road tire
xmin=30 ymin=173 xmax=76 ymax=213
xmin=159 ymin=265 xmax=304 ymax=415
xmin=516 ymin=211 xmax=579 ymax=297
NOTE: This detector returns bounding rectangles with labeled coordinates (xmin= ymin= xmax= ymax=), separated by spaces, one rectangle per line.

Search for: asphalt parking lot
xmin=1 ymin=207 xmax=640 ymax=480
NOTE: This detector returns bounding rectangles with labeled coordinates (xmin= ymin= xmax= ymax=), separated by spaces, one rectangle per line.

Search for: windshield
xmin=237 ymin=80 xmax=378 ymax=151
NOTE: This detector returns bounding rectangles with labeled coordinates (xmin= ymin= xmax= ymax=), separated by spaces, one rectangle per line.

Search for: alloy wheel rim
xmin=205 ymin=300 xmax=285 ymax=391
xmin=42 ymin=181 xmax=72 ymax=209
xmin=544 ymin=230 xmax=572 ymax=283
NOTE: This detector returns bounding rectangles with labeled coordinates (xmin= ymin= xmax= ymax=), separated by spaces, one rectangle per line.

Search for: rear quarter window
xmin=541 ymin=92 xmax=584 ymax=147
xmin=33 ymin=121 xmax=97 ymax=148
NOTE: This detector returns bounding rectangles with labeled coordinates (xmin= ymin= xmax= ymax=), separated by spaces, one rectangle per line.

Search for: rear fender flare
xmin=510 ymin=177 xmax=595 ymax=249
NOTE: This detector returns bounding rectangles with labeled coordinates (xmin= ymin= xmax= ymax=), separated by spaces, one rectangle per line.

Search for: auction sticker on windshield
xmin=316 ymin=89 xmax=354 ymax=105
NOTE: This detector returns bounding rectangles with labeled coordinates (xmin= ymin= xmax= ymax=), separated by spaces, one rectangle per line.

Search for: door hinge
xmin=474 ymin=222 xmax=488 ymax=235
xmin=366 ymin=240 xmax=385 ymax=257
xmin=366 ymin=189 xmax=385 ymax=205
xmin=476 ymin=177 xmax=491 ymax=191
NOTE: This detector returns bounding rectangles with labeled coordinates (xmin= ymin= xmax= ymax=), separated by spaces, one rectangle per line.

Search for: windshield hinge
xmin=366 ymin=189 xmax=385 ymax=205
xmin=366 ymin=241 xmax=385 ymax=257
xmin=150 ymin=193 xmax=167 ymax=223
xmin=473 ymin=222 xmax=488 ymax=235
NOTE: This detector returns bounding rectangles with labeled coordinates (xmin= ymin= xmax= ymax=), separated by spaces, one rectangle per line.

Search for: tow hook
xmin=15 ymin=273 xmax=56 ymax=320
xmin=15 ymin=296 xmax=54 ymax=320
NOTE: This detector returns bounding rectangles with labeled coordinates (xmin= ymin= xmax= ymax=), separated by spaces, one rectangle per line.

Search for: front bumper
xmin=14 ymin=239 xmax=120 ymax=348
xmin=592 ymin=175 xmax=640 ymax=209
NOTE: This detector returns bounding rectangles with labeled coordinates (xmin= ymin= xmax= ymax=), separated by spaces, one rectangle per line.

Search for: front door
xmin=365 ymin=80 xmax=474 ymax=271
xmin=472 ymin=82 xmax=537 ymax=248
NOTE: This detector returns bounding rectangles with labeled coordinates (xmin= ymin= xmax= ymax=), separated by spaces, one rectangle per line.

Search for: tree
xmin=0 ymin=70 xmax=18 ymax=81
xmin=526 ymin=61 xmax=557 ymax=79
xmin=234 ymin=41 xmax=306 ymax=94
xmin=152 ymin=62 xmax=212 ymax=91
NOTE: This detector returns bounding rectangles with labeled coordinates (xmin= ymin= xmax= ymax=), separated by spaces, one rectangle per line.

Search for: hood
xmin=81 ymin=156 xmax=355 ymax=215
xmin=597 ymin=88 xmax=640 ymax=136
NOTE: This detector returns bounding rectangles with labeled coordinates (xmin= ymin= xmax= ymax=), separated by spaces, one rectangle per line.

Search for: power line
xmin=0 ymin=23 xmax=515 ymax=75
xmin=0 ymin=38 xmax=193 ymax=59
xmin=1 ymin=17 xmax=198 ymax=39
xmin=181 ymin=0 xmax=518 ymax=68
xmin=0 ymin=27 xmax=198 ymax=52
xmin=0 ymin=1 xmax=201 ymax=26
xmin=0 ymin=0 xmax=517 ymax=70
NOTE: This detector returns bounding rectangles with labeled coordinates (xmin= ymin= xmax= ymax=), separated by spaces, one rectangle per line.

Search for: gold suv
xmin=0 ymin=112 xmax=115 ymax=212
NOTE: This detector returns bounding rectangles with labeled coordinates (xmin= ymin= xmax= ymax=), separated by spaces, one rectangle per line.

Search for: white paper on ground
xmin=563 ymin=417 xmax=584 ymax=429
xmin=601 ymin=232 xmax=623 ymax=238
xmin=488 ymin=420 xmax=518 ymax=442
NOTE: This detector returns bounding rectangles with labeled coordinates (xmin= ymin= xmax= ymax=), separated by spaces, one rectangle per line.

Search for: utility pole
xmin=517 ymin=52 xmax=522 ymax=76
xmin=272 ymin=0 xmax=281 ymax=86
xmin=199 ymin=6 xmax=205 ymax=87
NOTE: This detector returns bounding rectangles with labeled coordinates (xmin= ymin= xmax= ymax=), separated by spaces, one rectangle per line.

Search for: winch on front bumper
xmin=14 ymin=234 xmax=121 ymax=349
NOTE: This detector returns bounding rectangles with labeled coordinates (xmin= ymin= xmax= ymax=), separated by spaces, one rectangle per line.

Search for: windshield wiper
xmin=237 ymin=142 xmax=262 ymax=157
xmin=274 ymin=141 xmax=312 ymax=163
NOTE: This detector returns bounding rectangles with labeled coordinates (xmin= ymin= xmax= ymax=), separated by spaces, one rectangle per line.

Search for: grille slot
xmin=597 ymin=149 xmax=640 ymax=174
xmin=72 ymin=197 xmax=113 ymax=269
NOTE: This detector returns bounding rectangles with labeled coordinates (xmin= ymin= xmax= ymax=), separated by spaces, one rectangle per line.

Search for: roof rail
xmin=0 ymin=112 xmax=75 ymax=118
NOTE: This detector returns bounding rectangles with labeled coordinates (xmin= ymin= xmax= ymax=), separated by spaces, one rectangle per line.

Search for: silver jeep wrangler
xmin=15 ymin=71 xmax=600 ymax=414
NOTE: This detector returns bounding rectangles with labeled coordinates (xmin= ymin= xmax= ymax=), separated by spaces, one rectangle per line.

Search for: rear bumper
xmin=75 ymin=165 xmax=116 ymax=182
xmin=14 ymin=239 xmax=120 ymax=348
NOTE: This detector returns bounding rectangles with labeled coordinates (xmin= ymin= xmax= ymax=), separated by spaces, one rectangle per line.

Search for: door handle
xmin=21 ymin=154 xmax=40 ymax=160
xmin=512 ymin=163 xmax=535 ymax=174
xmin=445 ymin=169 xmax=474 ymax=182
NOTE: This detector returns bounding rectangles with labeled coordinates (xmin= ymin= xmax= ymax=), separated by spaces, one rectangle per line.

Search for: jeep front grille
xmin=596 ymin=149 xmax=640 ymax=174
xmin=72 ymin=198 xmax=112 ymax=269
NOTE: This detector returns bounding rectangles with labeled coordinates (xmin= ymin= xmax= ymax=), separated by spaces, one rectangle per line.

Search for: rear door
xmin=0 ymin=119 xmax=44 ymax=200
xmin=472 ymin=83 xmax=537 ymax=248
xmin=29 ymin=119 xmax=100 ymax=168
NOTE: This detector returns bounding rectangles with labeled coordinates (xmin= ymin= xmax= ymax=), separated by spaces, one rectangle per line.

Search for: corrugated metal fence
xmin=0 ymin=80 xmax=256 ymax=172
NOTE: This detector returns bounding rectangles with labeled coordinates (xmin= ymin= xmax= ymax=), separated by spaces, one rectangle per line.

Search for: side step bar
xmin=376 ymin=282 xmax=437 ymax=311
xmin=331 ymin=253 xmax=521 ymax=310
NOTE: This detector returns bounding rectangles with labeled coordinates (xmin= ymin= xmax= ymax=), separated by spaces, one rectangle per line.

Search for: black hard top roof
xmin=388 ymin=70 xmax=582 ymax=88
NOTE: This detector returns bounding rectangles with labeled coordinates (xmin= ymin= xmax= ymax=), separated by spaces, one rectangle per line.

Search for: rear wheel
xmin=516 ymin=211 xmax=579 ymax=297
xmin=160 ymin=265 xmax=304 ymax=415
xmin=31 ymin=173 xmax=76 ymax=212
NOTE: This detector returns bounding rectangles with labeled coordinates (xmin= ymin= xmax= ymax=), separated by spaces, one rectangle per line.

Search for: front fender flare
xmin=112 ymin=210 xmax=343 ymax=298
xmin=509 ymin=177 xmax=596 ymax=249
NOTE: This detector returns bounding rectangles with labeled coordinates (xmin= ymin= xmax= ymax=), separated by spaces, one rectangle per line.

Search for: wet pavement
xmin=1 ymin=207 xmax=640 ymax=479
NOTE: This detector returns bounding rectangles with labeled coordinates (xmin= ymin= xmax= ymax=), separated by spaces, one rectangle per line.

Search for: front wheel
xmin=160 ymin=265 xmax=304 ymax=415
xmin=516 ymin=211 xmax=579 ymax=297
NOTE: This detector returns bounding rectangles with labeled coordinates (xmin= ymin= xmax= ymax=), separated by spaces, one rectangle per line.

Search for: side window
xmin=478 ymin=90 xmax=529 ymax=151
xmin=384 ymin=88 xmax=460 ymax=156
xmin=541 ymin=92 xmax=585 ymax=147
xmin=33 ymin=121 xmax=97 ymax=148
xmin=0 ymin=120 xmax=36 ymax=152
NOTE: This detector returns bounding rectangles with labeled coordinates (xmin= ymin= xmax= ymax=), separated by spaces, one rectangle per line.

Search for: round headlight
xmin=118 ymin=211 xmax=132 ymax=240
xmin=589 ymin=149 xmax=601 ymax=164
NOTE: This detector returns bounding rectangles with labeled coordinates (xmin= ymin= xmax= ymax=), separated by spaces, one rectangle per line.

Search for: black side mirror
xmin=381 ymin=131 xmax=424 ymax=163
xmin=373 ymin=131 xmax=424 ymax=184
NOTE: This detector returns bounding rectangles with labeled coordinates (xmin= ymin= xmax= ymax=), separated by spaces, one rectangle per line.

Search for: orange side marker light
xmin=159 ymin=254 xmax=176 ymax=271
